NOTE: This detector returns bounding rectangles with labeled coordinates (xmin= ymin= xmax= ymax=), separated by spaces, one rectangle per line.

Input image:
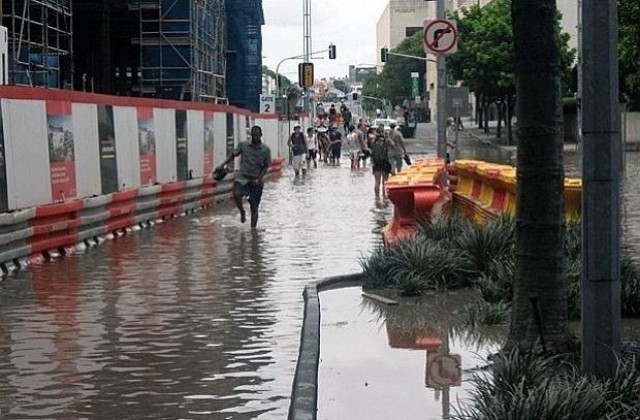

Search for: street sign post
xmin=423 ymin=19 xmax=458 ymax=55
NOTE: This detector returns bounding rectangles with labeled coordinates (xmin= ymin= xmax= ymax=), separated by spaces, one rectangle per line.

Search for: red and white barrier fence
xmin=0 ymin=158 xmax=284 ymax=275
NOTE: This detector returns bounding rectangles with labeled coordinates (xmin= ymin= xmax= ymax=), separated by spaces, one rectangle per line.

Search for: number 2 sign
xmin=260 ymin=95 xmax=276 ymax=115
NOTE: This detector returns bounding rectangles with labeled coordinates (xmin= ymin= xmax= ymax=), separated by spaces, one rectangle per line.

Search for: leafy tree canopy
xmin=261 ymin=65 xmax=291 ymax=94
xmin=619 ymin=0 xmax=640 ymax=109
xmin=362 ymin=31 xmax=425 ymax=108
xmin=447 ymin=0 xmax=575 ymax=100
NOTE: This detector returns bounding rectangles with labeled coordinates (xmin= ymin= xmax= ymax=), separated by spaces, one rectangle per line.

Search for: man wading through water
xmin=216 ymin=125 xmax=272 ymax=228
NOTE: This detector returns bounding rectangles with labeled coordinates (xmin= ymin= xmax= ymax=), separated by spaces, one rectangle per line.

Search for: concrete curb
xmin=288 ymin=273 xmax=364 ymax=420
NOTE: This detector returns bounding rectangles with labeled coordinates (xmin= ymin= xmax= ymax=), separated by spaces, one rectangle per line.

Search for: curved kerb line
xmin=287 ymin=273 xmax=365 ymax=420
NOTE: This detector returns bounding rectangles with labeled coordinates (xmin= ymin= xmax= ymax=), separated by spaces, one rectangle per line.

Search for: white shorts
xmin=292 ymin=154 xmax=304 ymax=171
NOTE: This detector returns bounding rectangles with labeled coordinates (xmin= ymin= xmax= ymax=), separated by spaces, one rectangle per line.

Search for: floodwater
xmin=0 ymin=157 xmax=395 ymax=419
xmin=318 ymin=288 xmax=503 ymax=420
xmin=1 ymin=124 xmax=639 ymax=419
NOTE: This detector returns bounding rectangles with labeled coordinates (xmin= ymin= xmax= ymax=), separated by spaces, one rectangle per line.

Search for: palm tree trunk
xmin=506 ymin=0 xmax=573 ymax=354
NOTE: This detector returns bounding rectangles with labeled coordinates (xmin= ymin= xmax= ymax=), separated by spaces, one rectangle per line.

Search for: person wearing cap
xmin=287 ymin=124 xmax=308 ymax=177
xmin=216 ymin=125 xmax=272 ymax=228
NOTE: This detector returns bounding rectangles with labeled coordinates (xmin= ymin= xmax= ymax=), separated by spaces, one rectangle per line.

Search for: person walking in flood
xmin=369 ymin=126 xmax=393 ymax=199
xmin=388 ymin=122 xmax=408 ymax=175
xmin=216 ymin=125 xmax=272 ymax=228
xmin=287 ymin=124 xmax=308 ymax=177
xmin=306 ymin=127 xmax=319 ymax=170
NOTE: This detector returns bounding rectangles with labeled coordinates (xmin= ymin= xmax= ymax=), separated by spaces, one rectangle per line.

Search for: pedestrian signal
xmin=381 ymin=48 xmax=389 ymax=63
xmin=329 ymin=44 xmax=337 ymax=60
xmin=298 ymin=62 xmax=314 ymax=88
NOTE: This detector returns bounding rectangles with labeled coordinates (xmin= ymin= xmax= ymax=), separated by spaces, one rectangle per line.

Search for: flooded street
xmin=1 ymin=124 xmax=639 ymax=419
xmin=318 ymin=288 xmax=503 ymax=420
xmin=0 ymin=157 xmax=394 ymax=419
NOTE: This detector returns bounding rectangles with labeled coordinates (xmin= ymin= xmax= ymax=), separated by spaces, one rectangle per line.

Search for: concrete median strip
xmin=288 ymin=273 xmax=364 ymax=420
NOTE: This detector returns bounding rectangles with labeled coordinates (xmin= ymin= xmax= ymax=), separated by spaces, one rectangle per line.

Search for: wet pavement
xmin=1 ymin=122 xmax=639 ymax=419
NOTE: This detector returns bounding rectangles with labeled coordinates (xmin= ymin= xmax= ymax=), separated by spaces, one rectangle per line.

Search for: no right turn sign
xmin=423 ymin=19 xmax=458 ymax=55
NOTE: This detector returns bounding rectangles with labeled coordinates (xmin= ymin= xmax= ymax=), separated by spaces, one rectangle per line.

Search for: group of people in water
xmin=287 ymin=104 xmax=410 ymax=199
xmin=213 ymin=103 xmax=419 ymax=229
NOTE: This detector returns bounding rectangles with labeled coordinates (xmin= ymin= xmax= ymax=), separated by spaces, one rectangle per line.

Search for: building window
xmin=405 ymin=27 xmax=422 ymax=37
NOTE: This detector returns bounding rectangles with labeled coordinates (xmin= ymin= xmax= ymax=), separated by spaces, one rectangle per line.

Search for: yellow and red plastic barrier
xmin=382 ymin=158 xmax=449 ymax=246
xmin=0 ymin=158 xmax=284 ymax=274
xmin=382 ymin=158 xmax=582 ymax=247
xmin=451 ymin=159 xmax=582 ymax=224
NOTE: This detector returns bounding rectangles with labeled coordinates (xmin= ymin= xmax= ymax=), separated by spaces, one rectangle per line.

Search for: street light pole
xmin=303 ymin=0 xmax=312 ymax=116
xmin=436 ymin=0 xmax=448 ymax=159
xmin=581 ymin=0 xmax=621 ymax=377
xmin=275 ymin=50 xmax=327 ymax=97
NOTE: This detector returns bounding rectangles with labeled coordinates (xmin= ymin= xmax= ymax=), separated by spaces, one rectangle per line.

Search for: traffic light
xmin=298 ymin=62 xmax=314 ymax=88
xmin=381 ymin=47 xmax=389 ymax=63
xmin=329 ymin=44 xmax=336 ymax=59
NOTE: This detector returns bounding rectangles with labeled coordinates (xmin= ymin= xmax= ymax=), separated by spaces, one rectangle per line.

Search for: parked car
xmin=373 ymin=118 xmax=398 ymax=133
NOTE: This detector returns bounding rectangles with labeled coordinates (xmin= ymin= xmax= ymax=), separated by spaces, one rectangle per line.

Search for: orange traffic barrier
xmin=451 ymin=160 xmax=582 ymax=223
xmin=383 ymin=158 xmax=447 ymax=246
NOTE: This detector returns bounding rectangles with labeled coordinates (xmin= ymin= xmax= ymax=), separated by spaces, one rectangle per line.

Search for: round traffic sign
xmin=427 ymin=353 xmax=461 ymax=387
xmin=423 ymin=19 xmax=458 ymax=55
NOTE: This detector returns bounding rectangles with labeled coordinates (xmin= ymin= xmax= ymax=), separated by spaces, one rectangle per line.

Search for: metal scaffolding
xmin=1 ymin=0 xmax=73 ymax=88
xmin=129 ymin=0 xmax=226 ymax=102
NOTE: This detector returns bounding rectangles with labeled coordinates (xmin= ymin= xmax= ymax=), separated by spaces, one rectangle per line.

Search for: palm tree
xmin=506 ymin=0 xmax=573 ymax=353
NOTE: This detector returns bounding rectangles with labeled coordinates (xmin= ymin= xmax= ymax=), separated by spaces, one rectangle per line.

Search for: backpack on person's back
xmin=370 ymin=136 xmax=389 ymax=165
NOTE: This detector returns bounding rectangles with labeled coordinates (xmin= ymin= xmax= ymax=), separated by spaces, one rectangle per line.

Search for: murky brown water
xmin=318 ymin=287 xmax=504 ymax=420
xmin=1 ymin=125 xmax=639 ymax=419
xmin=0 ymin=162 xmax=394 ymax=419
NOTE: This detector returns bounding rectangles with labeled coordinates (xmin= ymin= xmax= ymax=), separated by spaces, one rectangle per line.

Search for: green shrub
xmin=455 ymin=349 xmax=640 ymax=420
xmin=361 ymin=236 xmax=476 ymax=296
xmin=461 ymin=300 xmax=509 ymax=327
xmin=621 ymin=253 xmax=640 ymax=317
xmin=475 ymin=258 xmax=515 ymax=304
xmin=451 ymin=216 xmax=515 ymax=274
xmin=417 ymin=211 xmax=473 ymax=243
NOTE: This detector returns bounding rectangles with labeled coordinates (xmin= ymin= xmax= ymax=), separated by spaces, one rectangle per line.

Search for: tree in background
xmin=448 ymin=0 xmax=574 ymax=143
xmin=361 ymin=72 xmax=386 ymax=115
xmin=507 ymin=0 xmax=572 ymax=353
xmin=619 ymin=0 xmax=640 ymax=109
xmin=362 ymin=31 xmax=425 ymax=110
xmin=261 ymin=65 xmax=291 ymax=94
xmin=332 ymin=79 xmax=349 ymax=95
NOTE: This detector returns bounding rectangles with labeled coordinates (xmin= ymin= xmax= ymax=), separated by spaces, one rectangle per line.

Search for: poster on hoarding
xmin=204 ymin=111 xmax=215 ymax=175
xmin=137 ymin=107 xmax=157 ymax=185
xmin=46 ymin=101 xmax=77 ymax=201
xmin=175 ymin=110 xmax=188 ymax=181
xmin=226 ymin=113 xmax=235 ymax=172
xmin=97 ymin=104 xmax=118 ymax=194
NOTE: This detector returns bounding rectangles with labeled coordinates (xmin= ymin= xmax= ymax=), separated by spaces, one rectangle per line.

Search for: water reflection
xmin=318 ymin=287 xmax=503 ymax=420
xmin=0 ymin=157 xmax=393 ymax=419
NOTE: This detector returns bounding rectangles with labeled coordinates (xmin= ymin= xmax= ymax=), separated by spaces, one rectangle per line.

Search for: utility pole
xmin=581 ymin=0 xmax=621 ymax=377
xmin=303 ymin=0 xmax=312 ymax=116
xmin=436 ymin=0 xmax=447 ymax=159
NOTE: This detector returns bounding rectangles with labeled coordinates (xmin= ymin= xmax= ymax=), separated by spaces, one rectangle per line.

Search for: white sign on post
xmin=423 ymin=19 xmax=458 ymax=55
xmin=260 ymin=95 xmax=276 ymax=114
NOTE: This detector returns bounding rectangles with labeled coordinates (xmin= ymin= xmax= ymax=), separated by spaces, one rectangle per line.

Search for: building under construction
xmin=72 ymin=0 xmax=227 ymax=102
xmin=226 ymin=0 xmax=264 ymax=112
xmin=0 ymin=0 xmax=73 ymax=88
xmin=1 ymin=0 xmax=264 ymax=108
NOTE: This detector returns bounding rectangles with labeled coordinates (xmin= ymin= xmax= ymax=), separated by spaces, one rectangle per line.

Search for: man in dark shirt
xmin=216 ymin=125 xmax=272 ymax=228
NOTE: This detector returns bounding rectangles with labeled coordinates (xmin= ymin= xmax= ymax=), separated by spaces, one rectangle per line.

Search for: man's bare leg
xmin=233 ymin=191 xmax=246 ymax=223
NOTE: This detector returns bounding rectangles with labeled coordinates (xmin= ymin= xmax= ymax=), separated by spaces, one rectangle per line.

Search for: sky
xmin=262 ymin=0 xmax=389 ymax=81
